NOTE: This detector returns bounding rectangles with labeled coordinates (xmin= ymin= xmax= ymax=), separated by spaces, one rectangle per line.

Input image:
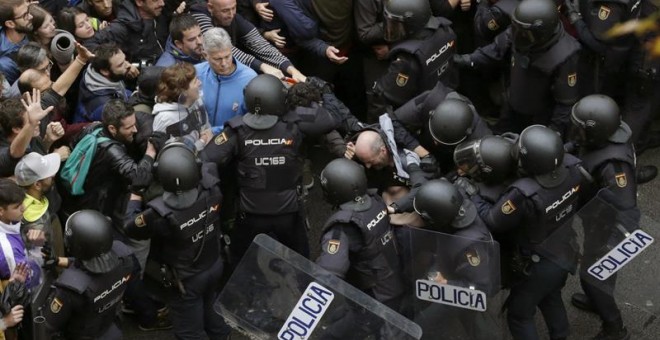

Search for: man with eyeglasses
xmin=0 ymin=0 xmax=34 ymax=84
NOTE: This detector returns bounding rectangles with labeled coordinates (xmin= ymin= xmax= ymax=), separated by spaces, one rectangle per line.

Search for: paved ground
xmin=123 ymin=143 xmax=660 ymax=340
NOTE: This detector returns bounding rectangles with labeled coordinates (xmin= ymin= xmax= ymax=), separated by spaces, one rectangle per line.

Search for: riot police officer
xmin=411 ymin=179 xmax=498 ymax=340
xmin=392 ymin=91 xmax=492 ymax=174
xmin=202 ymin=74 xmax=335 ymax=262
xmin=456 ymin=0 xmax=581 ymax=136
xmin=453 ymin=134 xmax=517 ymax=203
xmin=316 ymin=158 xmax=405 ymax=337
xmin=568 ymin=95 xmax=637 ymax=340
xmin=123 ymin=141 xmax=229 ymax=339
xmin=467 ymin=125 xmax=584 ymax=340
xmin=369 ymin=0 xmax=459 ymax=117
xmin=40 ymin=210 xmax=135 ymax=339
xmin=563 ymin=0 xmax=639 ymax=98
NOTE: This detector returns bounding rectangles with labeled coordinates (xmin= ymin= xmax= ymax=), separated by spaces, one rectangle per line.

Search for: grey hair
xmin=202 ymin=27 xmax=233 ymax=53
xmin=16 ymin=42 xmax=49 ymax=72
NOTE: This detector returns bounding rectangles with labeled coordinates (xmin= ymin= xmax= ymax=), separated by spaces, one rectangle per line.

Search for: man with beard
xmin=0 ymin=0 xmax=34 ymax=84
xmin=15 ymin=152 xmax=65 ymax=261
xmin=73 ymin=43 xmax=136 ymax=123
xmin=156 ymin=14 xmax=205 ymax=67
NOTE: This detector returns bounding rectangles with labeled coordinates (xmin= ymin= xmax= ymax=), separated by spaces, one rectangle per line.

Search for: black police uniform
xmin=474 ymin=0 xmax=518 ymax=47
xmin=370 ymin=17 xmax=459 ymax=115
xmin=411 ymin=199 xmax=497 ymax=340
xmin=469 ymin=28 xmax=581 ymax=135
xmin=123 ymin=163 xmax=229 ymax=339
xmin=622 ymin=0 xmax=660 ymax=146
xmin=316 ymin=192 xmax=405 ymax=338
xmin=392 ymin=88 xmax=492 ymax=173
xmin=571 ymin=0 xmax=640 ymax=97
xmin=576 ymin=123 xmax=639 ymax=332
xmin=202 ymin=111 xmax=310 ymax=261
xmin=470 ymin=154 xmax=583 ymax=340
xmin=41 ymin=241 xmax=134 ymax=340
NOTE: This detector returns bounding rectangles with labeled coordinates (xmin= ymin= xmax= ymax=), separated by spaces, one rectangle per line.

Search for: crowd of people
xmin=0 ymin=0 xmax=658 ymax=338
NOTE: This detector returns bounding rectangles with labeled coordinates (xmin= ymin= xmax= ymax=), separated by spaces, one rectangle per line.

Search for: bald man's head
xmin=18 ymin=69 xmax=51 ymax=94
xmin=354 ymin=130 xmax=390 ymax=169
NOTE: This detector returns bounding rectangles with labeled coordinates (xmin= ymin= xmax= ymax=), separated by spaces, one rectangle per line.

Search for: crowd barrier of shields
xmin=214 ymin=191 xmax=659 ymax=339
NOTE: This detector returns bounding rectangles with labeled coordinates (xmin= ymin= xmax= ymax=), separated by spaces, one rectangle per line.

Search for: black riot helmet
xmin=512 ymin=125 xmax=564 ymax=176
xmin=511 ymin=0 xmax=561 ymax=53
xmin=320 ymin=158 xmax=368 ymax=206
xmin=454 ymin=135 xmax=516 ymax=183
xmin=429 ymin=98 xmax=475 ymax=145
xmin=65 ymin=210 xmax=116 ymax=273
xmin=570 ymin=94 xmax=621 ymax=148
xmin=154 ymin=140 xmax=201 ymax=194
xmin=244 ymin=74 xmax=288 ymax=116
xmin=383 ymin=0 xmax=432 ymax=42
xmin=413 ymin=179 xmax=477 ymax=230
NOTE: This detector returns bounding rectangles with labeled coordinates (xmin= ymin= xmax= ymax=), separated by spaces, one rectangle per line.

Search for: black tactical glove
xmin=41 ymin=242 xmax=58 ymax=271
xmin=454 ymin=176 xmax=479 ymax=196
xmin=564 ymin=0 xmax=582 ymax=24
xmin=148 ymin=131 xmax=169 ymax=153
xmin=453 ymin=54 xmax=473 ymax=68
xmin=419 ymin=154 xmax=439 ymax=173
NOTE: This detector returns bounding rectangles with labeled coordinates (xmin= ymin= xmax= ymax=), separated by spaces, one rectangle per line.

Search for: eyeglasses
xmin=13 ymin=5 xmax=32 ymax=21
xmin=37 ymin=60 xmax=53 ymax=73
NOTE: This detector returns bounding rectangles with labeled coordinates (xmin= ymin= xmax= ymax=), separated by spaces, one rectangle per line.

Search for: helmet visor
xmin=511 ymin=21 xmax=537 ymax=53
xmin=453 ymin=139 xmax=482 ymax=179
xmin=383 ymin=10 xmax=407 ymax=42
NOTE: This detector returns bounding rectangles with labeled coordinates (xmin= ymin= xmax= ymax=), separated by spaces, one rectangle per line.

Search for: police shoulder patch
xmin=50 ymin=297 xmax=63 ymax=314
xmin=501 ymin=200 xmax=516 ymax=214
xmin=615 ymin=173 xmax=627 ymax=188
xmin=487 ymin=19 xmax=499 ymax=31
xmin=568 ymin=73 xmax=577 ymax=87
xmin=214 ymin=132 xmax=228 ymax=145
xmin=327 ymin=240 xmax=341 ymax=255
xmin=396 ymin=73 xmax=409 ymax=87
xmin=598 ymin=5 xmax=611 ymax=20
xmin=466 ymin=249 xmax=481 ymax=267
xmin=135 ymin=214 xmax=146 ymax=228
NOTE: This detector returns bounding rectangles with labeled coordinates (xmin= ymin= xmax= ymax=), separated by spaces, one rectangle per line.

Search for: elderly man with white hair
xmin=195 ymin=27 xmax=257 ymax=134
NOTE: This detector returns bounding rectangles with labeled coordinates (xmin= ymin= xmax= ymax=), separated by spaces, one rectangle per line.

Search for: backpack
xmin=59 ymin=127 xmax=110 ymax=195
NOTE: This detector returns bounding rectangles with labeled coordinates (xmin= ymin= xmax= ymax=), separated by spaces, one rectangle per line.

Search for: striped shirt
xmin=191 ymin=7 xmax=292 ymax=72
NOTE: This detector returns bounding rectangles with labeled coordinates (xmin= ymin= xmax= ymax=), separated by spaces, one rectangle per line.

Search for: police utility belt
xmin=510 ymin=247 xmax=541 ymax=276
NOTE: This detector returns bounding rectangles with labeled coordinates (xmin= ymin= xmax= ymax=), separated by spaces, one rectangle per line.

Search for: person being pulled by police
xmin=368 ymin=0 xmax=459 ymax=119
xmin=464 ymin=125 xmax=585 ymax=340
xmin=454 ymin=0 xmax=581 ymax=136
xmin=39 ymin=210 xmax=136 ymax=340
xmin=567 ymin=95 xmax=641 ymax=340
xmin=409 ymin=178 xmax=498 ymax=340
xmin=390 ymin=84 xmax=492 ymax=176
xmin=123 ymin=140 xmax=230 ymax=339
xmin=201 ymin=74 xmax=337 ymax=264
xmin=316 ymin=158 xmax=405 ymax=339
xmin=347 ymin=118 xmax=430 ymax=227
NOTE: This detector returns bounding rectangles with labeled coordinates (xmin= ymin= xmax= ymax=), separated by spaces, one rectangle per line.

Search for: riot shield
xmin=537 ymin=191 xmax=660 ymax=330
xmin=215 ymin=234 xmax=422 ymax=340
xmin=399 ymin=226 xmax=503 ymax=340
xmin=577 ymin=193 xmax=659 ymax=314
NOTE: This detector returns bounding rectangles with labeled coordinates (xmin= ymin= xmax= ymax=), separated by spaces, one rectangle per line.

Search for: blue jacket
xmin=74 ymin=67 xmax=131 ymax=122
xmin=195 ymin=58 xmax=257 ymax=133
xmin=0 ymin=28 xmax=28 ymax=84
xmin=155 ymin=37 xmax=203 ymax=67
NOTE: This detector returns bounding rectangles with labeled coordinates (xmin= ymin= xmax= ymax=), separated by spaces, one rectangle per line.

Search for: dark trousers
xmin=169 ymin=258 xmax=230 ymax=340
xmin=231 ymin=211 xmax=310 ymax=264
xmin=623 ymin=75 xmax=660 ymax=145
xmin=506 ymin=257 xmax=570 ymax=340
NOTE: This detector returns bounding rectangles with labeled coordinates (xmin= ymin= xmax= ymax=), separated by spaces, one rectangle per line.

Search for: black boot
xmin=637 ymin=165 xmax=658 ymax=185
xmin=592 ymin=319 xmax=630 ymax=340
xmin=571 ymin=293 xmax=596 ymax=313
